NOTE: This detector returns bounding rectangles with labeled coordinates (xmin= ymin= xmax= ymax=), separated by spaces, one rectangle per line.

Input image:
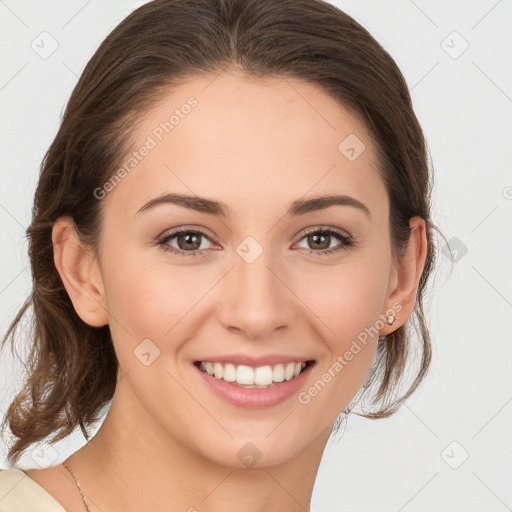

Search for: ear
xmin=380 ymin=216 xmax=428 ymax=335
xmin=52 ymin=216 xmax=109 ymax=327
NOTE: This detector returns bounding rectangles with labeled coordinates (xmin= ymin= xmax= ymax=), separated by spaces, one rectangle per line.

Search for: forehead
xmin=104 ymin=70 xmax=386 ymax=220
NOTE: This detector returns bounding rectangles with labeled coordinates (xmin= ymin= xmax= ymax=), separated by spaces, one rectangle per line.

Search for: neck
xmin=70 ymin=378 xmax=330 ymax=512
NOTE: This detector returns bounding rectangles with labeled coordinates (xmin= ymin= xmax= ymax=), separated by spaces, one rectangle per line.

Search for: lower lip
xmin=194 ymin=363 xmax=314 ymax=408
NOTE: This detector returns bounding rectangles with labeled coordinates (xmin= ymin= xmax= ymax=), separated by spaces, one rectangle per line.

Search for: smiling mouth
xmin=194 ymin=360 xmax=315 ymax=388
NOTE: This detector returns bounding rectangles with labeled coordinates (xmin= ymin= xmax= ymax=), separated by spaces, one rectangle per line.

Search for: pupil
xmin=310 ymin=233 xmax=329 ymax=250
xmin=179 ymin=233 xmax=200 ymax=250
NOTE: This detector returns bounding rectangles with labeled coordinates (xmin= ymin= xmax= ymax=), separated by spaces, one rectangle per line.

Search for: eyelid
xmin=158 ymin=225 xmax=219 ymax=244
xmin=295 ymin=225 xmax=351 ymax=240
xmin=157 ymin=226 xmax=220 ymax=258
xmin=292 ymin=226 xmax=353 ymax=255
xmin=158 ymin=225 xmax=351 ymax=245
xmin=157 ymin=224 xmax=354 ymax=258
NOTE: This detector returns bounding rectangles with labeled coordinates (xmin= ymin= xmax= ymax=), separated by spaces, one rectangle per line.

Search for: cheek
xmin=101 ymin=248 xmax=217 ymax=346
xmin=294 ymin=255 xmax=389 ymax=345
xmin=291 ymin=256 xmax=389 ymax=414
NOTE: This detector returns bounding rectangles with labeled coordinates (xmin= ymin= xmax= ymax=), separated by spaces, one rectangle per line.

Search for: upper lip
xmin=194 ymin=354 xmax=315 ymax=367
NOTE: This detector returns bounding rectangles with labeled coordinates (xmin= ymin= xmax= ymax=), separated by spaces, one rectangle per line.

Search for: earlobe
xmin=52 ymin=216 xmax=109 ymax=327
xmin=381 ymin=216 xmax=428 ymax=335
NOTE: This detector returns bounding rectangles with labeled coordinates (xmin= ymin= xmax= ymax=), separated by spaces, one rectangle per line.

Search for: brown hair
xmin=1 ymin=0 xmax=442 ymax=464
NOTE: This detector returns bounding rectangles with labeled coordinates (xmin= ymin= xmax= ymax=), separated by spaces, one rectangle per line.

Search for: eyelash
xmin=157 ymin=227 xmax=354 ymax=258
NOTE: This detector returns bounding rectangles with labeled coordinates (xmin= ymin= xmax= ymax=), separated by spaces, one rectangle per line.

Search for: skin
xmin=25 ymin=69 xmax=427 ymax=512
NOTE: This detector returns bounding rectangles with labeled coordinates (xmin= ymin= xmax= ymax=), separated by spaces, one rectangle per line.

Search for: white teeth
xmin=273 ymin=363 xmax=285 ymax=383
xmin=254 ymin=365 xmax=273 ymax=386
xmin=214 ymin=362 xmax=223 ymax=379
xmin=198 ymin=360 xmax=309 ymax=386
xmin=236 ymin=365 xmax=254 ymax=385
xmin=223 ymin=363 xmax=237 ymax=382
xmin=284 ymin=363 xmax=295 ymax=381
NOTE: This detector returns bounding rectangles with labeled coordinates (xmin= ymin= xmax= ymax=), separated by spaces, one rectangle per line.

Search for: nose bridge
xmin=218 ymin=234 xmax=295 ymax=339
xmin=236 ymin=235 xmax=276 ymax=296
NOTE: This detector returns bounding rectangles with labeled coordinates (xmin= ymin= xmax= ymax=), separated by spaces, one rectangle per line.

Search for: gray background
xmin=1 ymin=1 xmax=511 ymax=511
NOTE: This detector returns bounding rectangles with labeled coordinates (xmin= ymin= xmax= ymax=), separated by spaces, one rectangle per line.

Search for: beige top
xmin=0 ymin=468 xmax=66 ymax=512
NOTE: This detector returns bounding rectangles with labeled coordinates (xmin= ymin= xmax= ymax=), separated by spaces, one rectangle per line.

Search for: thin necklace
xmin=62 ymin=459 xmax=91 ymax=512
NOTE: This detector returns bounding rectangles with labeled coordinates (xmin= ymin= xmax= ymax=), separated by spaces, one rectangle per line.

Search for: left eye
xmin=294 ymin=228 xmax=352 ymax=254
xmin=158 ymin=229 xmax=215 ymax=257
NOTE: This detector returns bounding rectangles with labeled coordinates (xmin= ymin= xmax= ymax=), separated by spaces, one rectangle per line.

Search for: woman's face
xmin=93 ymin=69 xmax=399 ymax=467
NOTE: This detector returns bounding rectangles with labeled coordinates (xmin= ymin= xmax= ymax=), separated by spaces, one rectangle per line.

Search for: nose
xmin=216 ymin=241 xmax=297 ymax=341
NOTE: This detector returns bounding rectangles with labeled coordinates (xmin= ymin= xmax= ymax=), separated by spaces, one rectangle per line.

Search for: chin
xmin=191 ymin=426 xmax=319 ymax=470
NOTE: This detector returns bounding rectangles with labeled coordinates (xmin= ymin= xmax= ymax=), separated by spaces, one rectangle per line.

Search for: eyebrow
xmin=136 ymin=192 xmax=371 ymax=219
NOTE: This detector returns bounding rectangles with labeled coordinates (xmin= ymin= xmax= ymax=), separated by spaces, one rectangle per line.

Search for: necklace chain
xmin=62 ymin=459 xmax=92 ymax=512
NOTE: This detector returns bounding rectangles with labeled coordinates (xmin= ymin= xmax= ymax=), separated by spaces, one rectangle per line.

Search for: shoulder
xmin=0 ymin=468 xmax=66 ymax=512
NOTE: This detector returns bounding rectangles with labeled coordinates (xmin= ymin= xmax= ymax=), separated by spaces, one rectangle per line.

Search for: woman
xmin=0 ymin=0 xmax=439 ymax=510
